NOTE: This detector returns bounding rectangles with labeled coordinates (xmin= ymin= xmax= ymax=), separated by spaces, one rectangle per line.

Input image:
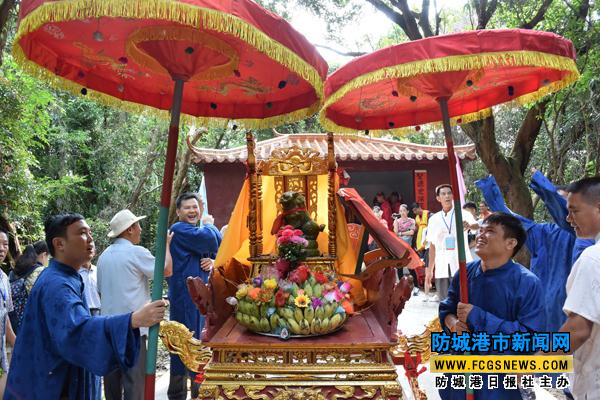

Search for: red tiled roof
xmin=190 ymin=133 xmax=477 ymax=164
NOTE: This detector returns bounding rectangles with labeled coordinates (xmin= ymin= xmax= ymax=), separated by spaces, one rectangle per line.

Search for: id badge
xmin=445 ymin=235 xmax=456 ymax=251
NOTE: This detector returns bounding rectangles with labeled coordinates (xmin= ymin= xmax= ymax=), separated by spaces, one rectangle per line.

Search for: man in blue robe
xmin=476 ymin=172 xmax=594 ymax=331
xmin=5 ymin=213 xmax=167 ymax=400
xmin=167 ymin=193 xmax=222 ymax=400
xmin=439 ymin=212 xmax=546 ymax=399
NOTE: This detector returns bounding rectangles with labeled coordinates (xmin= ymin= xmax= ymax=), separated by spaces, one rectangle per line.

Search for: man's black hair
xmin=566 ymin=176 xmax=600 ymax=204
xmin=410 ymin=202 xmax=421 ymax=210
xmin=0 ymin=229 xmax=8 ymax=239
xmin=175 ymin=192 xmax=201 ymax=209
xmin=45 ymin=213 xmax=84 ymax=257
xmin=435 ymin=184 xmax=452 ymax=196
xmin=463 ymin=202 xmax=477 ymax=211
xmin=482 ymin=212 xmax=527 ymax=257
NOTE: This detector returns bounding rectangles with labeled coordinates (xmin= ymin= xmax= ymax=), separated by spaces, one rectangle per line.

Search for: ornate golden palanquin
xmin=245 ymin=131 xmax=338 ymax=278
xmin=160 ymin=132 xmax=439 ymax=399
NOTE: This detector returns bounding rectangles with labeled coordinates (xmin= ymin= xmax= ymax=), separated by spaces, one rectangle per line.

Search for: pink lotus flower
xmin=339 ymin=282 xmax=352 ymax=293
xmin=324 ymin=289 xmax=344 ymax=303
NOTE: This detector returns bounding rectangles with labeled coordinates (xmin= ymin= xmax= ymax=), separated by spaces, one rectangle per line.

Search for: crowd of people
xmin=371 ymin=189 xmax=484 ymax=300
xmin=0 ymin=173 xmax=598 ymax=399
xmin=0 ymin=191 xmax=221 ymax=400
xmin=372 ymin=175 xmax=600 ymax=399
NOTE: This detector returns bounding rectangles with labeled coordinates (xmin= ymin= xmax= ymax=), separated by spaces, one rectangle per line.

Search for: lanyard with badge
xmin=442 ymin=210 xmax=456 ymax=251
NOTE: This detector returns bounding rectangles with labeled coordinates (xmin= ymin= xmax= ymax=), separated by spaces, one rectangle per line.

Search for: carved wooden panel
xmin=258 ymin=145 xmax=328 ymax=176
xmin=286 ymin=176 xmax=305 ymax=195
xmin=307 ymin=175 xmax=319 ymax=221
xmin=274 ymin=176 xmax=284 ymax=213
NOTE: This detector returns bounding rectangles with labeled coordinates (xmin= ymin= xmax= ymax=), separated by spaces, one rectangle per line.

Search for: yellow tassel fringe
xmin=322 ymin=108 xmax=494 ymax=138
xmin=12 ymin=0 xmax=325 ymax=129
xmin=320 ymin=50 xmax=579 ymax=136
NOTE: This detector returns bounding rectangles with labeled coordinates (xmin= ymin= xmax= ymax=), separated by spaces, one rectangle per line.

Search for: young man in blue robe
xmin=439 ymin=212 xmax=546 ymax=400
xmin=4 ymin=213 xmax=168 ymax=400
xmin=476 ymin=172 xmax=594 ymax=331
xmin=167 ymin=193 xmax=222 ymax=400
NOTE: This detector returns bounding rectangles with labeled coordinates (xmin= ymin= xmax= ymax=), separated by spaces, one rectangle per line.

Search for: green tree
xmin=0 ymin=55 xmax=86 ymax=266
xmin=263 ymin=0 xmax=597 ymax=220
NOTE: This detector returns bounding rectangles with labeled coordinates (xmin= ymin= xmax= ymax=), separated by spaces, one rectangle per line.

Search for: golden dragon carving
xmin=393 ymin=317 xmax=442 ymax=362
xmin=159 ymin=320 xmax=212 ymax=373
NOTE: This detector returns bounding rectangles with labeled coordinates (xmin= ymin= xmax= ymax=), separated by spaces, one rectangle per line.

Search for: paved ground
xmin=397 ymin=291 xmax=559 ymax=400
xmin=155 ymin=373 xmax=170 ymax=399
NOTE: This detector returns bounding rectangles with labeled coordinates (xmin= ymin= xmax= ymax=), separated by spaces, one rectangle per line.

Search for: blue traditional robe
xmin=439 ymin=260 xmax=546 ymax=400
xmin=5 ymin=260 xmax=140 ymax=400
xmin=528 ymin=172 xmax=593 ymax=264
xmin=168 ymin=222 xmax=221 ymax=375
xmin=476 ymin=174 xmax=594 ymax=330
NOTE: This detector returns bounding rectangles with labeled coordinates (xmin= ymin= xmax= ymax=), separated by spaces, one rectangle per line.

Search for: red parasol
xmin=15 ymin=0 xmax=327 ymax=127
xmin=14 ymin=0 xmax=327 ymax=398
xmin=321 ymin=29 xmax=577 ymax=135
xmin=320 ymin=29 xmax=578 ymax=399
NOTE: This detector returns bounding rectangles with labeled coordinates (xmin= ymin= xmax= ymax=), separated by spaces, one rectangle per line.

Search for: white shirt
xmin=563 ymin=232 xmax=600 ymax=399
xmin=425 ymin=207 xmax=475 ymax=279
xmin=97 ymin=238 xmax=155 ymax=335
xmin=78 ymin=264 xmax=101 ymax=309
xmin=0 ymin=271 xmax=13 ymax=372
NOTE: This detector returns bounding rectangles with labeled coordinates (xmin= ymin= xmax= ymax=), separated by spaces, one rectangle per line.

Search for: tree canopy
xmin=0 ymin=0 xmax=598 ymax=269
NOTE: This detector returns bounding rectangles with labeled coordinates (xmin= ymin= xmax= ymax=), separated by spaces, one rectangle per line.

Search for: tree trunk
xmin=168 ymin=128 xmax=205 ymax=224
xmin=460 ymin=118 xmax=533 ymax=216
xmin=460 ymin=104 xmax=547 ymax=267
xmin=128 ymin=130 xmax=161 ymax=209
xmin=0 ymin=0 xmax=17 ymax=65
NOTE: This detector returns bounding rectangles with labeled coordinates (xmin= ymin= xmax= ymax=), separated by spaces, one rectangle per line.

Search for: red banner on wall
xmin=414 ymin=170 xmax=428 ymax=209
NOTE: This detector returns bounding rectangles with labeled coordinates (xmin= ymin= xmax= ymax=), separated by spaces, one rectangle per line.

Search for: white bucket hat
xmin=107 ymin=209 xmax=146 ymax=238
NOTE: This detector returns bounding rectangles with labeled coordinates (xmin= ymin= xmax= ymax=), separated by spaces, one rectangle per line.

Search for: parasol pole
xmin=439 ymin=97 xmax=474 ymax=400
xmin=145 ymin=78 xmax=185 ymax=400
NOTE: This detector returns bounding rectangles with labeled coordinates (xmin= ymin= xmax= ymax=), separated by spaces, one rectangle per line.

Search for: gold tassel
xmin=13 ymin=0 xmax=325 ymax=128
xmin=320 ymin=50 xmax=579 ymax=135
xmin=320 ymin=108 xmax=493 ymax=138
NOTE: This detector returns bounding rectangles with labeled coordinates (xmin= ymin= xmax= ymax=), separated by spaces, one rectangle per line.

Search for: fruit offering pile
xmin=231 ymin=265 xmax=353 ymax=338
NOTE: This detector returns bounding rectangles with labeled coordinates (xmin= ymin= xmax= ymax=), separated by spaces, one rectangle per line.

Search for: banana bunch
xmin=235 ymin=300 xmax=283 ymax=333
xmin=236 ymin=300 xmax=348 ymax=336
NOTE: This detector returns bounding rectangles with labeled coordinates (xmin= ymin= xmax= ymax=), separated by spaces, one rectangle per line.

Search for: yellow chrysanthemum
xmin=294 ymin=294 xmax=311 ymax=308
xmin=263 ymin=278 xmax=277 ymax=290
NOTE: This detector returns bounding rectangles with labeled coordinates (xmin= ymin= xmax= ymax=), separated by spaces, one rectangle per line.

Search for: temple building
xmin=190 ymin=133 xmax=476 ymax=227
